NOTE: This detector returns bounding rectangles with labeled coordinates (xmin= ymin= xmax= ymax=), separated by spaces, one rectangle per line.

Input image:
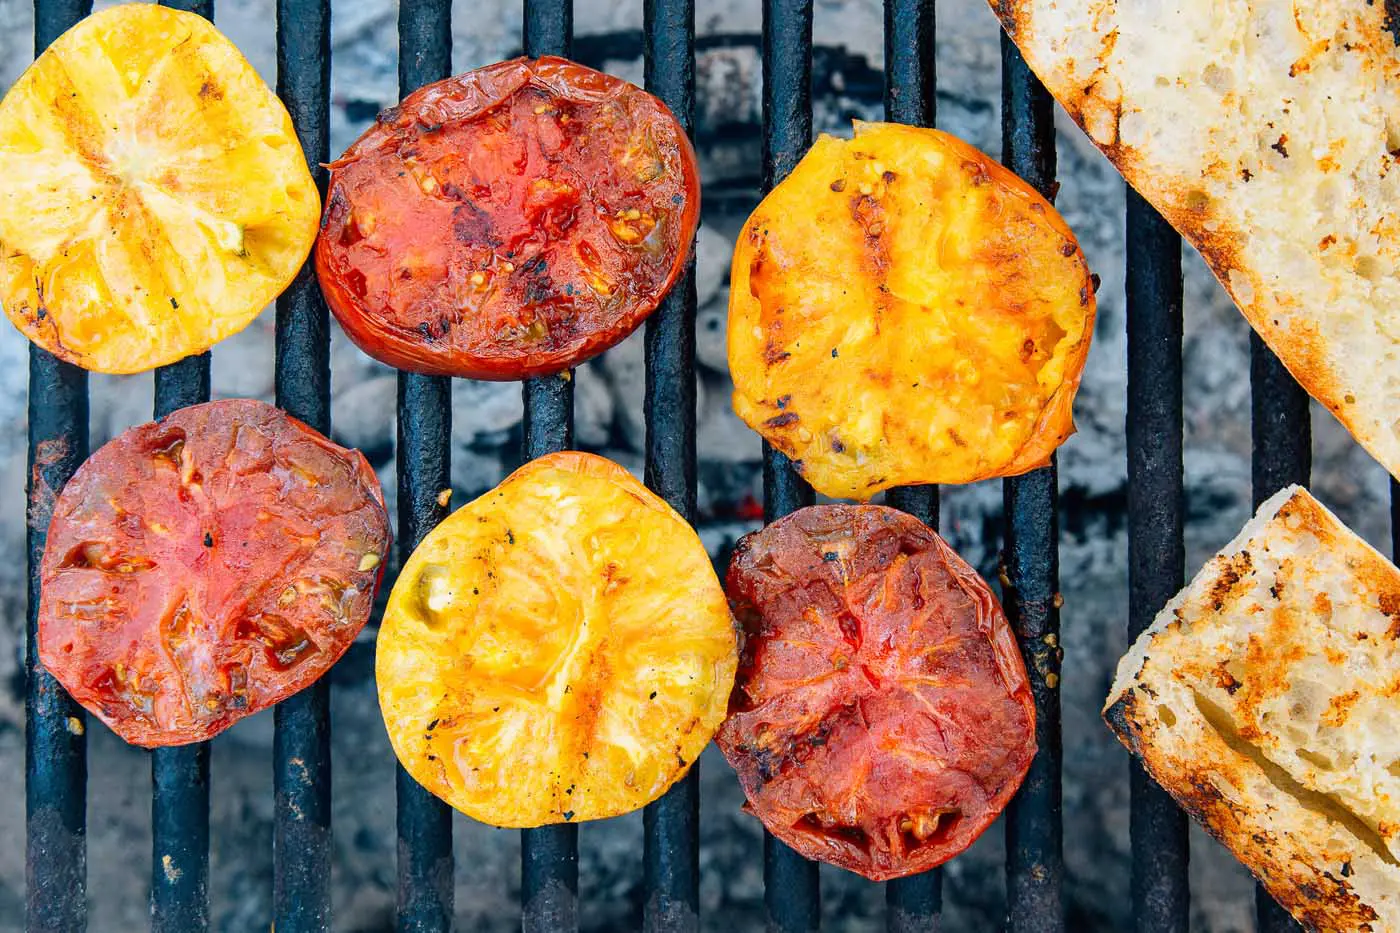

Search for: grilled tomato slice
xmin=38 ymin=399 xmax=390 ymax=747
xmin=315 ymin=56 xmax=700 ymax=380
xmin=728 ymin=121 xmax=1095 ymax=499
xmin=0 ymin=4 xmax=320 ymax=374
xmin=376 ymin=451 xmax=736 ymax=827
xmin=716 ymin=504 xmax=1036 ymax=880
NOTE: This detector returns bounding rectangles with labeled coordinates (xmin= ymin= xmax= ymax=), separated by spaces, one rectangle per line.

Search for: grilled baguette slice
xmin=992 ymin=0 xmax=1400 ymax=480
xmin=1105 ymin=486 xmax=1400 ymax=932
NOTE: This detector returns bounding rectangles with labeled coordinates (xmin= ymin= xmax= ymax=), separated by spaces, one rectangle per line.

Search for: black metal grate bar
xmin=1250 ymin=335 xmax=1309 ymax=933
xmin=882 ymin=0 xmax=934 ymax=128
xmin=26 ymin=8 xmax=91 ymax=933
xmin=394 ymin=4 xmax=457 ymax=933
xmin=759 ymin=0 xmax=819 ymax=930
xmin=148 ymin=5 xmax=216 ymax=930
xmin=151 ymin=356 xmax=213 ymax=933
xmin=524 ymin=0 xmax=573 ymax=61
xmin=641 ymin=0 xmax=701 ymax=927
xmin=999 ymin=34 xmax=1064 ymax=933
xmin=26 ymin=354 xmax=90 ymax=933
xmin=160 ymin=0 xmax=212 ymax=18
xmin=150 ymin=738 xmax=210 ymax=933
xmin=521 ymin=822 xmax=579 ymax=933
xmin=271 ymin=0 xmax=334 ymax=929
xmin=1124 ymin=188 xmax=1189 ymax=933
xmin=881 ymin=0 xmax=940 ymax=927
xmin=1250 ymin=337 xmax=1311 ymax=503
xmin=1393 ymin=478 xmax=1400 ymax=561
xmin=519 ymin=4 xmax=580 ymax=932
xmin=151 ymin=357 xmax=213 ymax=418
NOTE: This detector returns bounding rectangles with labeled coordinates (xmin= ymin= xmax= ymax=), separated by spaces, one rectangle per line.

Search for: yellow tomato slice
xmin=728 ymin=121 xmax=1096 ymax=499
xmin=0 ymin=4 xmax=319 ymax=373
xmin=377 ymin=451 xmax=737 ymax=828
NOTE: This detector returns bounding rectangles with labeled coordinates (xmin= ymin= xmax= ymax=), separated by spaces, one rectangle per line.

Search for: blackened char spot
xmin=850 ymin=194 xmax=885 ymax=240
xmin=417 ymin=317 xmax=453 ymax=341
xmin=765 ymin=412 xmax=799 ymax=429
xmin=322 ymin=186 xmax=351 ymax=234
xmin=1206 ymin=550 xmax=1251 ymax=611
xmin=1388 ymin=0 xmax=1400 ymax=45
xmin=524 ymin=276 xmax=557 ymax=306
xmin=451 ymin=201 xmax=502 ymax=248
xmin=520 ymin=256 xmax=557 ymax=306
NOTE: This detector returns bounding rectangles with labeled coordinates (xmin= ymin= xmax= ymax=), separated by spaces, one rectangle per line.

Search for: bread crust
xmin=993 ymin=0 xmax=1400 ymax=481
xmin=1105 ymin=486 xmax=1400 ymax=933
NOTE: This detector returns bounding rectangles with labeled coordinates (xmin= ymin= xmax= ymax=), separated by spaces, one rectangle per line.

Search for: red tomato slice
xmin=314 ymin=56 xmax=700 ymax=380
xmin=716 ymin=505 xmax=1036 ymax=881
xmin=38 ymin=399 xmax=391 ymax=747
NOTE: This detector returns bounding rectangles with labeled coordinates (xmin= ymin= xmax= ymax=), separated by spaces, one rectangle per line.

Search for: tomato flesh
xmin=39 ymin=399 xmax=390 ymax=747
xmin=716 ymin=505 xmax=1036 ymax=880
xmin=727 ymin=122 xmax=1096 ymax=499
xmin=315 ymin=57 xmax=700 ymax=379
xmin=0 ymin=4 xmax=320 ymax=374
xmin=376 ymin=451 xmax=737 ymax=828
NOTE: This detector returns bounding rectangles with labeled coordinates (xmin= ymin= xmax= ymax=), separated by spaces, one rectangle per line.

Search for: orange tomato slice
xmin=728 ymin=121 xmax=1096 ymax=499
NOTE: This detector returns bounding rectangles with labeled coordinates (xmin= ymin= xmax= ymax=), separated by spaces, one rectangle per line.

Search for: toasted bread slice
xmin=992 ymin=0 xmax=1400 ymax=480
xmin=1105 ymin=486 xmax=1400 ymax=932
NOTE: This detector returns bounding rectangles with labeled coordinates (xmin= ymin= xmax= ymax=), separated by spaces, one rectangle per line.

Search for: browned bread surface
xmin=994 ymin=0 xmax=1400 ymax=480
xmin=1106 ymin=486 xmax=1400 ymax=932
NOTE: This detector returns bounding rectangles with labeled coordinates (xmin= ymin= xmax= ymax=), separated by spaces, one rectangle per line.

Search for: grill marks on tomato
xmin=315 ymin=57 xmax=700 ymax=379
xmin=37 ymin=399 xmax=391 ymax=748
xmin=716 ymin=505 xmax=1037 ymax=881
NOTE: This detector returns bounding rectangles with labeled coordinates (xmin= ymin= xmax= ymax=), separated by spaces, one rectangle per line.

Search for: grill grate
xmin=149 ymin=1 xmax=216 ymax=929
xmin=517 ymin=3 xmax=583 ymax=929
xmin=26 ymin=2 xmax=93 ymax=930
xmin=1249 ymin=338 xmax=1310 ymax=933
xmin=757 ymin=1 xmax=819 ymax=929
xmin=879 ymin=1 xmax=939 ymax=930
xmin=640 ymin=0 xmax=702 ymax=927
xmin=394 ymin=7 xmax=456 ymax=933
xmin=271 ymin=0 xmax=336 ymax=927
xmin=1124 ymin=184 xmax=1188 ymax=933
xmin=18 ymin=0 xmax=1353 ymax=930
xmin=998 ymin=34 xmax=1064 ymax=933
